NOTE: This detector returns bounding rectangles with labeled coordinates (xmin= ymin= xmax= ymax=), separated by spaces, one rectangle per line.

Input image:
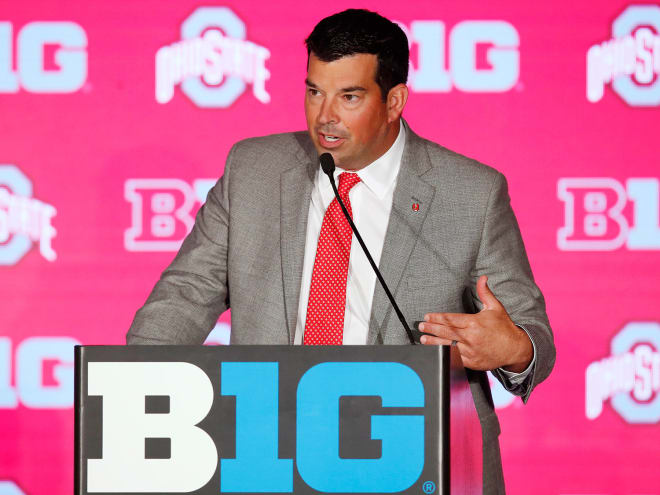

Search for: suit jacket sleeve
xmin=125 ymin=144 xmax=238 ymax=345
xmin=471 ymin=171 xmax=556 ymax=402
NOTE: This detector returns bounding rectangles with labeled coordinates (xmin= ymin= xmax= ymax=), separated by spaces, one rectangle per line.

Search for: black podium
xmin=75 ymin=345 xmax=482 ymax=494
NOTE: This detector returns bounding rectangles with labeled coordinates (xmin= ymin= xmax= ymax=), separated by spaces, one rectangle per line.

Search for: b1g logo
xmin=0 ymin=336 xmax=78 ymax=409
xmin=156 ymin=7 xmax=270 ymax=108
xmin=0 ymin=164 xmax=57 ymax=264
xmin=87 ymin=361 xmax=424 ymax=493
xmin=0 ymin=21 xmax=87 ymax=93
xmin=557 ymin=177 xmax=660 ymax=251
xmin=400 ymin=20 xmax=519 ymax=93
xmin=587 ymin=5 xmax=660 ymax=106
xmin=124 ymin=178 xmax=215 ymax=251
xmin=586 ymin=322 xmax=660 ymax=423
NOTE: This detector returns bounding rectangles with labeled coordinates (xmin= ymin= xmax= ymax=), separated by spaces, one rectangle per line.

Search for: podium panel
xmin=75 ymin=345 xmax=481 ymax=494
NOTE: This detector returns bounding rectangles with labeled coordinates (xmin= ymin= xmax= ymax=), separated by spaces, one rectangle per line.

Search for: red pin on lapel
xmin=412 ymin=202 xmax=420 ymax=212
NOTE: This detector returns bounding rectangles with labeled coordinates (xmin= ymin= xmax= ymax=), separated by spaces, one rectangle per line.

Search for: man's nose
xmin=318 ymin=98 xmax=339 ymax=125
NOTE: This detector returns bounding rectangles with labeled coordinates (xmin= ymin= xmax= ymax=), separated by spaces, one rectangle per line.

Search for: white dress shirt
xmin=293 ymin=123 xmax=534 ymax=385
xmin=294 ymin=125 xmax=406 ymax=345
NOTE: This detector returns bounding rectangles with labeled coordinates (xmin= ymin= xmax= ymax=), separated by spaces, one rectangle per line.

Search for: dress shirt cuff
xmin=495 ymin=324 xmax=536 ymax=388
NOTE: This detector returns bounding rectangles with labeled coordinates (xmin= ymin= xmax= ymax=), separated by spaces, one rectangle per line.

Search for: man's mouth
xmin=319 ymin=133 xmax=345 ymax=148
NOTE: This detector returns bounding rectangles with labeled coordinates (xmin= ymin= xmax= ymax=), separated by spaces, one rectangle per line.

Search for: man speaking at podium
xmin=128 ymin=9 xmax=555 ymax=494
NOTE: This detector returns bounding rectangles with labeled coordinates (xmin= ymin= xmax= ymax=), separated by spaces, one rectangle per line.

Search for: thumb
xmin=476 ymin=275 xmax=502 ymax=311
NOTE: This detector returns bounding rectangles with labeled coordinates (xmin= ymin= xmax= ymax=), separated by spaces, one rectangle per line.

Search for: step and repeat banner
xmin=1 ymin=1 xmax=659 ymax=494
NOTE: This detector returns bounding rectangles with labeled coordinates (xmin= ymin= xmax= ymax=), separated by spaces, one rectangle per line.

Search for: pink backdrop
xmin=1 ymin=1 xmax=659 ymax=494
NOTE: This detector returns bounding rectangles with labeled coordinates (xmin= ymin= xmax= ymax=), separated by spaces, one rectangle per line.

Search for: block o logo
xmin=155 ymin=7 xmax=271 ymax=108
xmin=586 ymin=322 xmax=660 ymax=423
xmin=0 ymin=165 xmax=57 ymax=265
xmin=587 ymin=5 xmax=660 ymax=106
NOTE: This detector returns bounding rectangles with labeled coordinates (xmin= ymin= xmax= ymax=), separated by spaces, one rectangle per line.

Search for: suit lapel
xmin=367 ymin=125 xmax=436 ymax=344
xmin=280 ymin=133 xmax=318 ymax=344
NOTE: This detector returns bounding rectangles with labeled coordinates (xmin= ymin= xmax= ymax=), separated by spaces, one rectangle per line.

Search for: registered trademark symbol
xmin=422 ymin=480 xmax=436 ymax=494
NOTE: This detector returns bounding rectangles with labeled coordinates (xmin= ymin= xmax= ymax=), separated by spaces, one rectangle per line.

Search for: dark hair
xmin=305 ymin=9 xmax=409 ymax=101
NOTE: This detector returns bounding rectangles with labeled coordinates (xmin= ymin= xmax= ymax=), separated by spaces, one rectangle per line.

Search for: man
xmin=128 ymin=9 xmax=555 ymax=494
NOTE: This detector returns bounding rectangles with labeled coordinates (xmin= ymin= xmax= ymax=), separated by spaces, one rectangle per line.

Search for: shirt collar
xmin=317 ymin=123 xmax=406 ymax=201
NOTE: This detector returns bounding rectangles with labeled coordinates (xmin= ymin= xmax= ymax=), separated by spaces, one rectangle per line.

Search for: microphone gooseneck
xmin=318 ymin=152 xmax=415 ymax=345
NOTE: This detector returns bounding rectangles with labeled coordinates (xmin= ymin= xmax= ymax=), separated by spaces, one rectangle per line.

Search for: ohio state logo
xmin=0 ymin=165 xmax=56 ymax=265
xmin=557 ymin=177 xmax=660 ymax=251
xmin=586 ymin=322 xmax=660 ymax=423
xmin=587 ymin=5 xmax=660 ymax=106
xmin=155 ymin=6 xmax=270 ymax=108
xmin=124 ymin=178 xmax=215 ymax=251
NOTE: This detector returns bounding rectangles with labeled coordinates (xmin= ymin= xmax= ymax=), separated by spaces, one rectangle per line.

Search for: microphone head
xmin=319 ymin=153 xmax=335 ymax=176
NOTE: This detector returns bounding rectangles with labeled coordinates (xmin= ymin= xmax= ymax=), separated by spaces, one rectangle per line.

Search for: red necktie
xmin=304 ymin=172 xmax=361 ymax=345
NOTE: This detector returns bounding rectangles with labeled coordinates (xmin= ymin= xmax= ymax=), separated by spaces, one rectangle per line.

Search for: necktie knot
xmin=338 ymin=172 xmax=360 ymax=197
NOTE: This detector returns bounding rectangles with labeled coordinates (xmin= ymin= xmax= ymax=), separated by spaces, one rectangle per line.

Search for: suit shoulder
xmin=227 ymin=131 xmax=311 ymax=174
xmin=415 ymin=136 xmax=505 ymax=196
xmin=424 ymin=138 xmax=502 ymax=180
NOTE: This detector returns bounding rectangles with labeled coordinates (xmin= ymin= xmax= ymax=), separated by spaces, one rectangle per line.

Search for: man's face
xmin=305 ymin=53 xmax=395 ymax=171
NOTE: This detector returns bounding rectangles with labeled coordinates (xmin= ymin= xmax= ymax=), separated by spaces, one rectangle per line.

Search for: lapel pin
xmin=412 ymin=202 xmax=420 ymax=212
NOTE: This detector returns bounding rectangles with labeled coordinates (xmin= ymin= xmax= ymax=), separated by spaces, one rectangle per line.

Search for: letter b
xmin=557 ymin=178 xmax=628 ymax=250
xmin=87 ymin=362 xmax=217 ymax=492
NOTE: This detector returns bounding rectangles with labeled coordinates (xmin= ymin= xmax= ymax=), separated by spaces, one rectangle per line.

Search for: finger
xmin=476 ymin=275 xmax=502 ymax=311
xmin=424 ymin=312 xmax=471 ymax=328
xmin=420 ymin=335 xmax=454 ymax=346
xmin=418 ymin=322 xmax=461 ymax=341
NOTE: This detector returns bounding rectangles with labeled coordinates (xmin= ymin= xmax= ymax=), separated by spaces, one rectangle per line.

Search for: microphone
xmin=319 ymin=152 xmax=416 ymax=345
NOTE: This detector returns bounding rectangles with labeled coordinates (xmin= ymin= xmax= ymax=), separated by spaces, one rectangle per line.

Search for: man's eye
xmin=344 ymin=94 xmax=358 ymax=102
xmin=308 ymin=88 xmax=320 ymax=96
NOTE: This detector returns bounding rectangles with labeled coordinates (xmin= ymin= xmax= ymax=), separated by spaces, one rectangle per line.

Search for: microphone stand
xmin=321 ymin=153 xmax=416 ymax=345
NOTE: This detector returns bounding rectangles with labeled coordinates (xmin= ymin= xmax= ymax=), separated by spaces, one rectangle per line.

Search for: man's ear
xmin=386 ymin=84 xmax=408 ymax=123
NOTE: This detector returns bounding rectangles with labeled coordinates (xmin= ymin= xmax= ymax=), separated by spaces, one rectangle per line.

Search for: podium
xmin=75 ymin=345 xmax=482 ymax=494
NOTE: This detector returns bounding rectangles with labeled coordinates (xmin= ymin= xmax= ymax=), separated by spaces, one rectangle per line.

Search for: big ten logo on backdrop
xmin=124 ymin=178 xmax=215 ymax=251
xmin=557 ymin=178 xmax=660 ymax=250
xmin=0 ymin=336 xmax=79 ymax=409
xmin=586 ymin=322 xmax=660 ymax=423
xmin=0 ymin=21 xmax=87 ymax=93
xmin=155 ymin=6 xmax=270 ymax=108
xmin=397 ymin=19 xmax=519 ymax=93
xmin=0 ymin=165 xmax=57 ymax=265
xmin=587 ymin=4 xmax=660 ymax=106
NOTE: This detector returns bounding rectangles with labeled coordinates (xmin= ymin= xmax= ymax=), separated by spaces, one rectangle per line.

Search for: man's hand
xmin=418 ymin=275 xmax=533 ymax=373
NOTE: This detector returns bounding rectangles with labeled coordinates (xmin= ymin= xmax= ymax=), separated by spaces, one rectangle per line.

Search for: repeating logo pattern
xmin=557 ymin=177 xmax=660 ymax=251
xmin=0 ymin=165 xmax=57 ymax=265
xmin=124 ymin=178 xmax=215 ymax=251
xmin=155 ymin=7 xmax=270 ymax=108
xmin=586 ymin=322 xmax=660 ymax=423
xmin=401 ymin=20 xmax=520 ymax=93
xmin=587 ymin=5 xmax=660 ymax=106
xmin=0 ymin=21 xmax=87 ymax=93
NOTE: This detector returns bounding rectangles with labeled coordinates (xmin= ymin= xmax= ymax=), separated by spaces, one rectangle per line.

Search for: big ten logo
xmin=587 ymin=4 xmax=660 ymax=106
xmin=0 ymin=336 xmax=79 ymax=409
xmin=586 ymin=322 xmax=660 ymax=423
xmin=124 ymin=178 xmax=216 ymax=251
xmin=87 ymin=362 xmax=425 ymax=493
xmin=0 ymin=21 xmax=87 ymax=93
xmin=155 ymin=6 xmax=270 ymax=108
xmin=0 ymin=164 xmax=57 ymax=265
xmin=397 ymin=20 xmax=519 ymax=93
xmin=557 ymin=177 xmax=660 ymax=251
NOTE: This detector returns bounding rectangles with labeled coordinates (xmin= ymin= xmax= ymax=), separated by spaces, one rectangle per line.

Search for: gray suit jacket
xmin=128 ymin=123 xmax=555 ymax=494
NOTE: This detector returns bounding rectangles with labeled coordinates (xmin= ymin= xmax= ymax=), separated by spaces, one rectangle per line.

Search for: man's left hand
xmin=418 ymin=275 xmax=533 ymax=373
